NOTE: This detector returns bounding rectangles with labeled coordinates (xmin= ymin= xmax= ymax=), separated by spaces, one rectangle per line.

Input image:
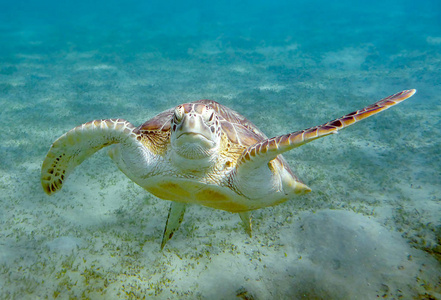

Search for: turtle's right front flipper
xmin=236 ymin=89 xmax=416 ymax=171
xmin=41 ymin=119 xmax=142 ymax=194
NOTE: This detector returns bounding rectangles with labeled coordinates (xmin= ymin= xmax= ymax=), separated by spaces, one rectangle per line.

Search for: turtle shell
xmin=136 ymin=100 xmax=268 ymax=148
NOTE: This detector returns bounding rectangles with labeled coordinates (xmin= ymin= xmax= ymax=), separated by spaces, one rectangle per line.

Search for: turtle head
xmin=170 ymin=103 xmax=222 ymax=167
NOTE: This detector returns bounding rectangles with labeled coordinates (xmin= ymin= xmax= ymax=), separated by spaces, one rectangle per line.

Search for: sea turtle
xmin=41 ymin=89 xmax=416 ymax=248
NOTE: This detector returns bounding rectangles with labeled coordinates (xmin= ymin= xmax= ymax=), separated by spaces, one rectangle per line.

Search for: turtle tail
xmin=41 ymin=119 xmax=139 ymax=195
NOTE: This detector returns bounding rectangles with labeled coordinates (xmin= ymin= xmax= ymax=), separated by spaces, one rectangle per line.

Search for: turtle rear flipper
xmin=161 ymin=202 xmax=187 ymax=250
xmin=236 ymin=89 xmax=416 ymax=171
xmin=41 ymin=119 xmax=141 ymax=195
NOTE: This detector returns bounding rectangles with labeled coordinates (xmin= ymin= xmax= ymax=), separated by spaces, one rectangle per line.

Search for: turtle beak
xmin=176 ymin=114 xmax=212 ymax=141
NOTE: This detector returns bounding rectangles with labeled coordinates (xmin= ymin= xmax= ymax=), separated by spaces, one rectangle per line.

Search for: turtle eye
xmin=208 ymin=112 xmax=214 ymax=122
xmin=173 ymin=106 xmax=184 ymax=123
xmin=203 ymin=107 xmax=215 ymax=124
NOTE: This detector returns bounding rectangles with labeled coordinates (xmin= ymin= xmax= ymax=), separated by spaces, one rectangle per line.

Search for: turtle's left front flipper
xmin=236 ymin=89 xmax=416 ymax=170
xmin=41 ymin=119 xmax=143 ymax=195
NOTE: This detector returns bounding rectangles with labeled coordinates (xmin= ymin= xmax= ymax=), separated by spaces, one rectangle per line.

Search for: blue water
xmin=1 ymin=0 xmax=440 ymax=298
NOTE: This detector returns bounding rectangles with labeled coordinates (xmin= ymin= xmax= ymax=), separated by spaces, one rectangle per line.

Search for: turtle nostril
xmin=189 ymin=117 xmax=195 ymax=128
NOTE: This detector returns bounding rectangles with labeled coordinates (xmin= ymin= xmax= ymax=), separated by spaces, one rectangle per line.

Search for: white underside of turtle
xmin=41 ymin=89 xmax=416 ymax=248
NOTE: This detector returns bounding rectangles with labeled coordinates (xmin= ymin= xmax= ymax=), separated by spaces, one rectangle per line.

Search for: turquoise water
xmin=1 ymin=1 xmax=440 ymax=298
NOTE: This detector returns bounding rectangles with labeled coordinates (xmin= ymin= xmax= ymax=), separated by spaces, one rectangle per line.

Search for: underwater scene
xmin=0 ymin=0 xmax=440 ymax=298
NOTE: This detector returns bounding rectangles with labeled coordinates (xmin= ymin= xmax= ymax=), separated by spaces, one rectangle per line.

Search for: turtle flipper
xmin=41 ymin=119 xmax=141 ymax=195
xmin=239 ymin=211 xmax=252 ymax=237
xmin=161 ymin=202 xmax=186 ymax=250
xmin=236 ymin=89 xmax=416 ymax=169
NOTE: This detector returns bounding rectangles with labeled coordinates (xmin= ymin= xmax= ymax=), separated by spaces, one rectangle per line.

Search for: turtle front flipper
xmin=236 ymin=89 xmax=416 ymax=170
xmin=41 ymin=119 xmax=142 ymax=194
xmin=161 ymin=202 xmax=186 ymax=250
